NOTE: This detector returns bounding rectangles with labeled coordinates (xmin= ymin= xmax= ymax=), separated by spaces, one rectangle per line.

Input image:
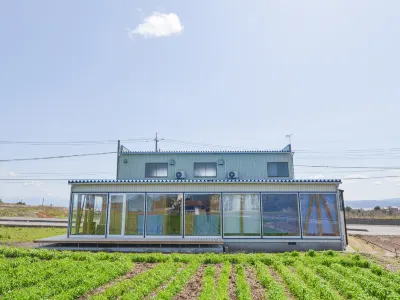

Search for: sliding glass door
xmin=108 ymin=194 xmax=125 ymax=235
xmin=107 ymin=193 xmax=145 ymax=236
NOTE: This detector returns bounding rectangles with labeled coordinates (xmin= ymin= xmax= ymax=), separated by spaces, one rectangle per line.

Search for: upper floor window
xmin=267 ymin=162 xmax=289 ymax=177
xmin=145 ymin=163 xmax=168 ymax=178
xmin=194 ymin=162 xmax=217 ymax=177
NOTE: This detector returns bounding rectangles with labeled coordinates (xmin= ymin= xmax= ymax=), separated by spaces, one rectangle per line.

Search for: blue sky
xmin=0 ymin=1 xmax=399 ymax=206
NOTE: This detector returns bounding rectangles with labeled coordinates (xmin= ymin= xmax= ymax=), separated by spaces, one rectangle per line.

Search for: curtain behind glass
xmin=146 ymin=193 xmax=182 ymax=236
xmin=70 ymin=194 xmax=107 ymax=235
xmin=185 ymin=194 xmax=220 ymax=236
xmin=223 ymin=194 xmax=260 ymax=236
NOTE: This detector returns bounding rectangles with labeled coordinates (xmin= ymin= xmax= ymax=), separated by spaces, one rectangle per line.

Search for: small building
xmin=40 ymin=144 xmax=347 ymax=252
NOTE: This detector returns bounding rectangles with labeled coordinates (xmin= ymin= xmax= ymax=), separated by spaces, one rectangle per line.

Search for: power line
xmin=0 ymin=151 xmax=116 ymax=162
xmin=0 ymin=138 xmax=152 ymax=146
xmin=295 ymin=164 xmax=400 ymax=170
xmin=0 ymin=179 xmax=71 ymax=181
xmin=342 ymin=175 xmax=400 ymax=180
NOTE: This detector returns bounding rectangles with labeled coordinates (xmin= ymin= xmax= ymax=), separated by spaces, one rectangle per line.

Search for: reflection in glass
xmin=194 ymin=163 xmax=217 ymax=177
xmin=145 ymin=163 xmax=168 ymax=177
xmin=223 ymin=194 xmax=260 ymax=236
xmin=267 ymin=162 xmax=289 ymax=177
xmin=125 ymin=194 xmax=145 ymax=235
xmin=262 ymin=194 xmax=300 ymax=236
xmin=300 ymin=194 xmax=340 ymax=236
xmin=70 ymin=194 xmax=107 ymax=235
xmin=185 ymin=194 xmax=220 ymax=236
xmin=146 ymin=193 xmax=182 ymax=236
xmin=109 ymin=195 xmax=123 ymax=235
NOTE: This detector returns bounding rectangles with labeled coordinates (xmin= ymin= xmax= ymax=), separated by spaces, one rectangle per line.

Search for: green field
xmin=0 ymin=226 xmax=66 ymax=244
xmin=0 ymin=247 xmax=399 ymax=299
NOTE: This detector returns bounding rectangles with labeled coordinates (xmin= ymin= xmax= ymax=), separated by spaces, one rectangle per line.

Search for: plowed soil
xmin=269 ymin=267 xmax=294 ymax=300
xmin=228 ymin=264 xmax=237 ymax=300
xmin=81 ymin=263 xmax=154 ymax=299
xmin=174 ymin=265 xmax=206 ymax=300
xmin=245 ymin=267 xmax=265 ymax=300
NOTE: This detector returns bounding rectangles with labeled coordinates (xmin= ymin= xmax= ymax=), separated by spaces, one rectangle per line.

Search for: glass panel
xmin=194 ymin=163 xmax=206 ymax=177
xmin=145 ymin=163 xmax=157 ymax=177
xmin=300 ymin=194 xmax=340 ymax=237
xmin=267 ymin=162 xmax=289 ymax=177
xmin=223 ymin=194 xmax=261 ymax=236
xmin=145 ymin=163 xmax=168 ymax=177
xmin=277 ymin=163 xmax=289 ymax=177
xmin=185 ymin=194 xmax=220 ymax=236
xmin=70 ymin=194 xmax=107 ymax=235
xmin=194 ymin=163 xmax=217 ymax=177
xmin=109 ymin=195 xmax=123 ymax=235
xmin=146 ymin=193 xmax=182 ymax=236
xmin=125 ymin=194 xmax=145 ymax=236
xmin=157 ymin=163 xmax=168 ymax=177
xmin=262 ymin=194 xmax=300 ymax=236
xmin=205 ymin=163 xmax=217 ymax=177
xmin=267 ymin=163 xmax=278 ymax=177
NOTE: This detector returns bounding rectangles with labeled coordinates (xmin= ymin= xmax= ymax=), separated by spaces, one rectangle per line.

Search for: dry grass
xmin=0 ymin=204 xmax=68 ymax=219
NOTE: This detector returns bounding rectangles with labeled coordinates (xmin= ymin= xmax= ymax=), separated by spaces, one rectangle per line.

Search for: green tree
xmin=374 ymin=206 xmax=381 ymax=211
xmin=345 ymin=206 xmax=352 ymax=212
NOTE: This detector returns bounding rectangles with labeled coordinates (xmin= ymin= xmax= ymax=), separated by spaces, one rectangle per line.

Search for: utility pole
xmin=154 ymin=133 xmax=164 ymax=152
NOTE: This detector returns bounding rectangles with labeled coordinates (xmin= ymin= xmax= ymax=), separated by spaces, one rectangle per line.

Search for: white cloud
xmin=129 ymin=12 xmax=183 ymax=38
xmin=8 ymin=172 xmax=16 ymax=177
xmin=372 ymin=181 xmax=383 ymax=185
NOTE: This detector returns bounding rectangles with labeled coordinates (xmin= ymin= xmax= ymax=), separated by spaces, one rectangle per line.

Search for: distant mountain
xmin=345 ymin=199 xmax=400 ymax=209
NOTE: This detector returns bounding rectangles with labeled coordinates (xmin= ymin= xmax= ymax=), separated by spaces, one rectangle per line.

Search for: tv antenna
xmin=154 ymin=133 xmax=164 ymax=152
xmin=286 ymin=134 xmax=293 ymax=144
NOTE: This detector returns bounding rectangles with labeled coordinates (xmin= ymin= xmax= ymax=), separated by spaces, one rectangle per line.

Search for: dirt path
xmin=245 ymin=267 xmax=265 ymax=300
xmin=228 ymin=264 xmax=237 ymax=300
xmin=269 ymin=267 xmax=294 ymax=300
xmin=80 ymin=263 xmax=155 ymax=299
xmin=174 ymin=265 xmax=206 ymax=300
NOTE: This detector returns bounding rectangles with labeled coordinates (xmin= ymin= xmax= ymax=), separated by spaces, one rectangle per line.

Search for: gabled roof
xmin=69 ymin=179 xmax=341 ymax=184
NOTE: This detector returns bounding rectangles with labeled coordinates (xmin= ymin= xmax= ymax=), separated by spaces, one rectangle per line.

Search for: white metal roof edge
xmin=68 ymin=179 xmax=341 ymax=185
xmin=120 ymin=150 xmax=293 ymax=154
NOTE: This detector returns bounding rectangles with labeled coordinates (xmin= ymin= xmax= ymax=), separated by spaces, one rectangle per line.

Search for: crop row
xmin=2 ymin=258 xmax=131 ymax=299
xmin=91 ymin=262 xmax=181 ymax=299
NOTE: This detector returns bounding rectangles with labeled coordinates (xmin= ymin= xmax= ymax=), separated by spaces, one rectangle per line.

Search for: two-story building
xmin=40 ymin=143 xmax=347 ymax=252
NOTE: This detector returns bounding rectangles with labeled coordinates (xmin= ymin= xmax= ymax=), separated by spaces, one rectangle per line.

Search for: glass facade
xmin=146 ymin=193 xmax=183 ymax=236
xmin=300 ymin=193 xmax=340 ymax=237
xmin=69 ymin=192 xmax=341 ymax=239
xmin=222 ymin=194 xmax=261 ymax=236
xmin=70 ymin=194 xmax=107 ymax=235
xmin=184 ymin=194 xmax=220 ymax=236
xmin=109 ymin=195 xmax=124 ymax=235
xmin=262 ymin=194 xmax=300 ymax=236
xmin=125 ymin=194 xmax=145 ymax=235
